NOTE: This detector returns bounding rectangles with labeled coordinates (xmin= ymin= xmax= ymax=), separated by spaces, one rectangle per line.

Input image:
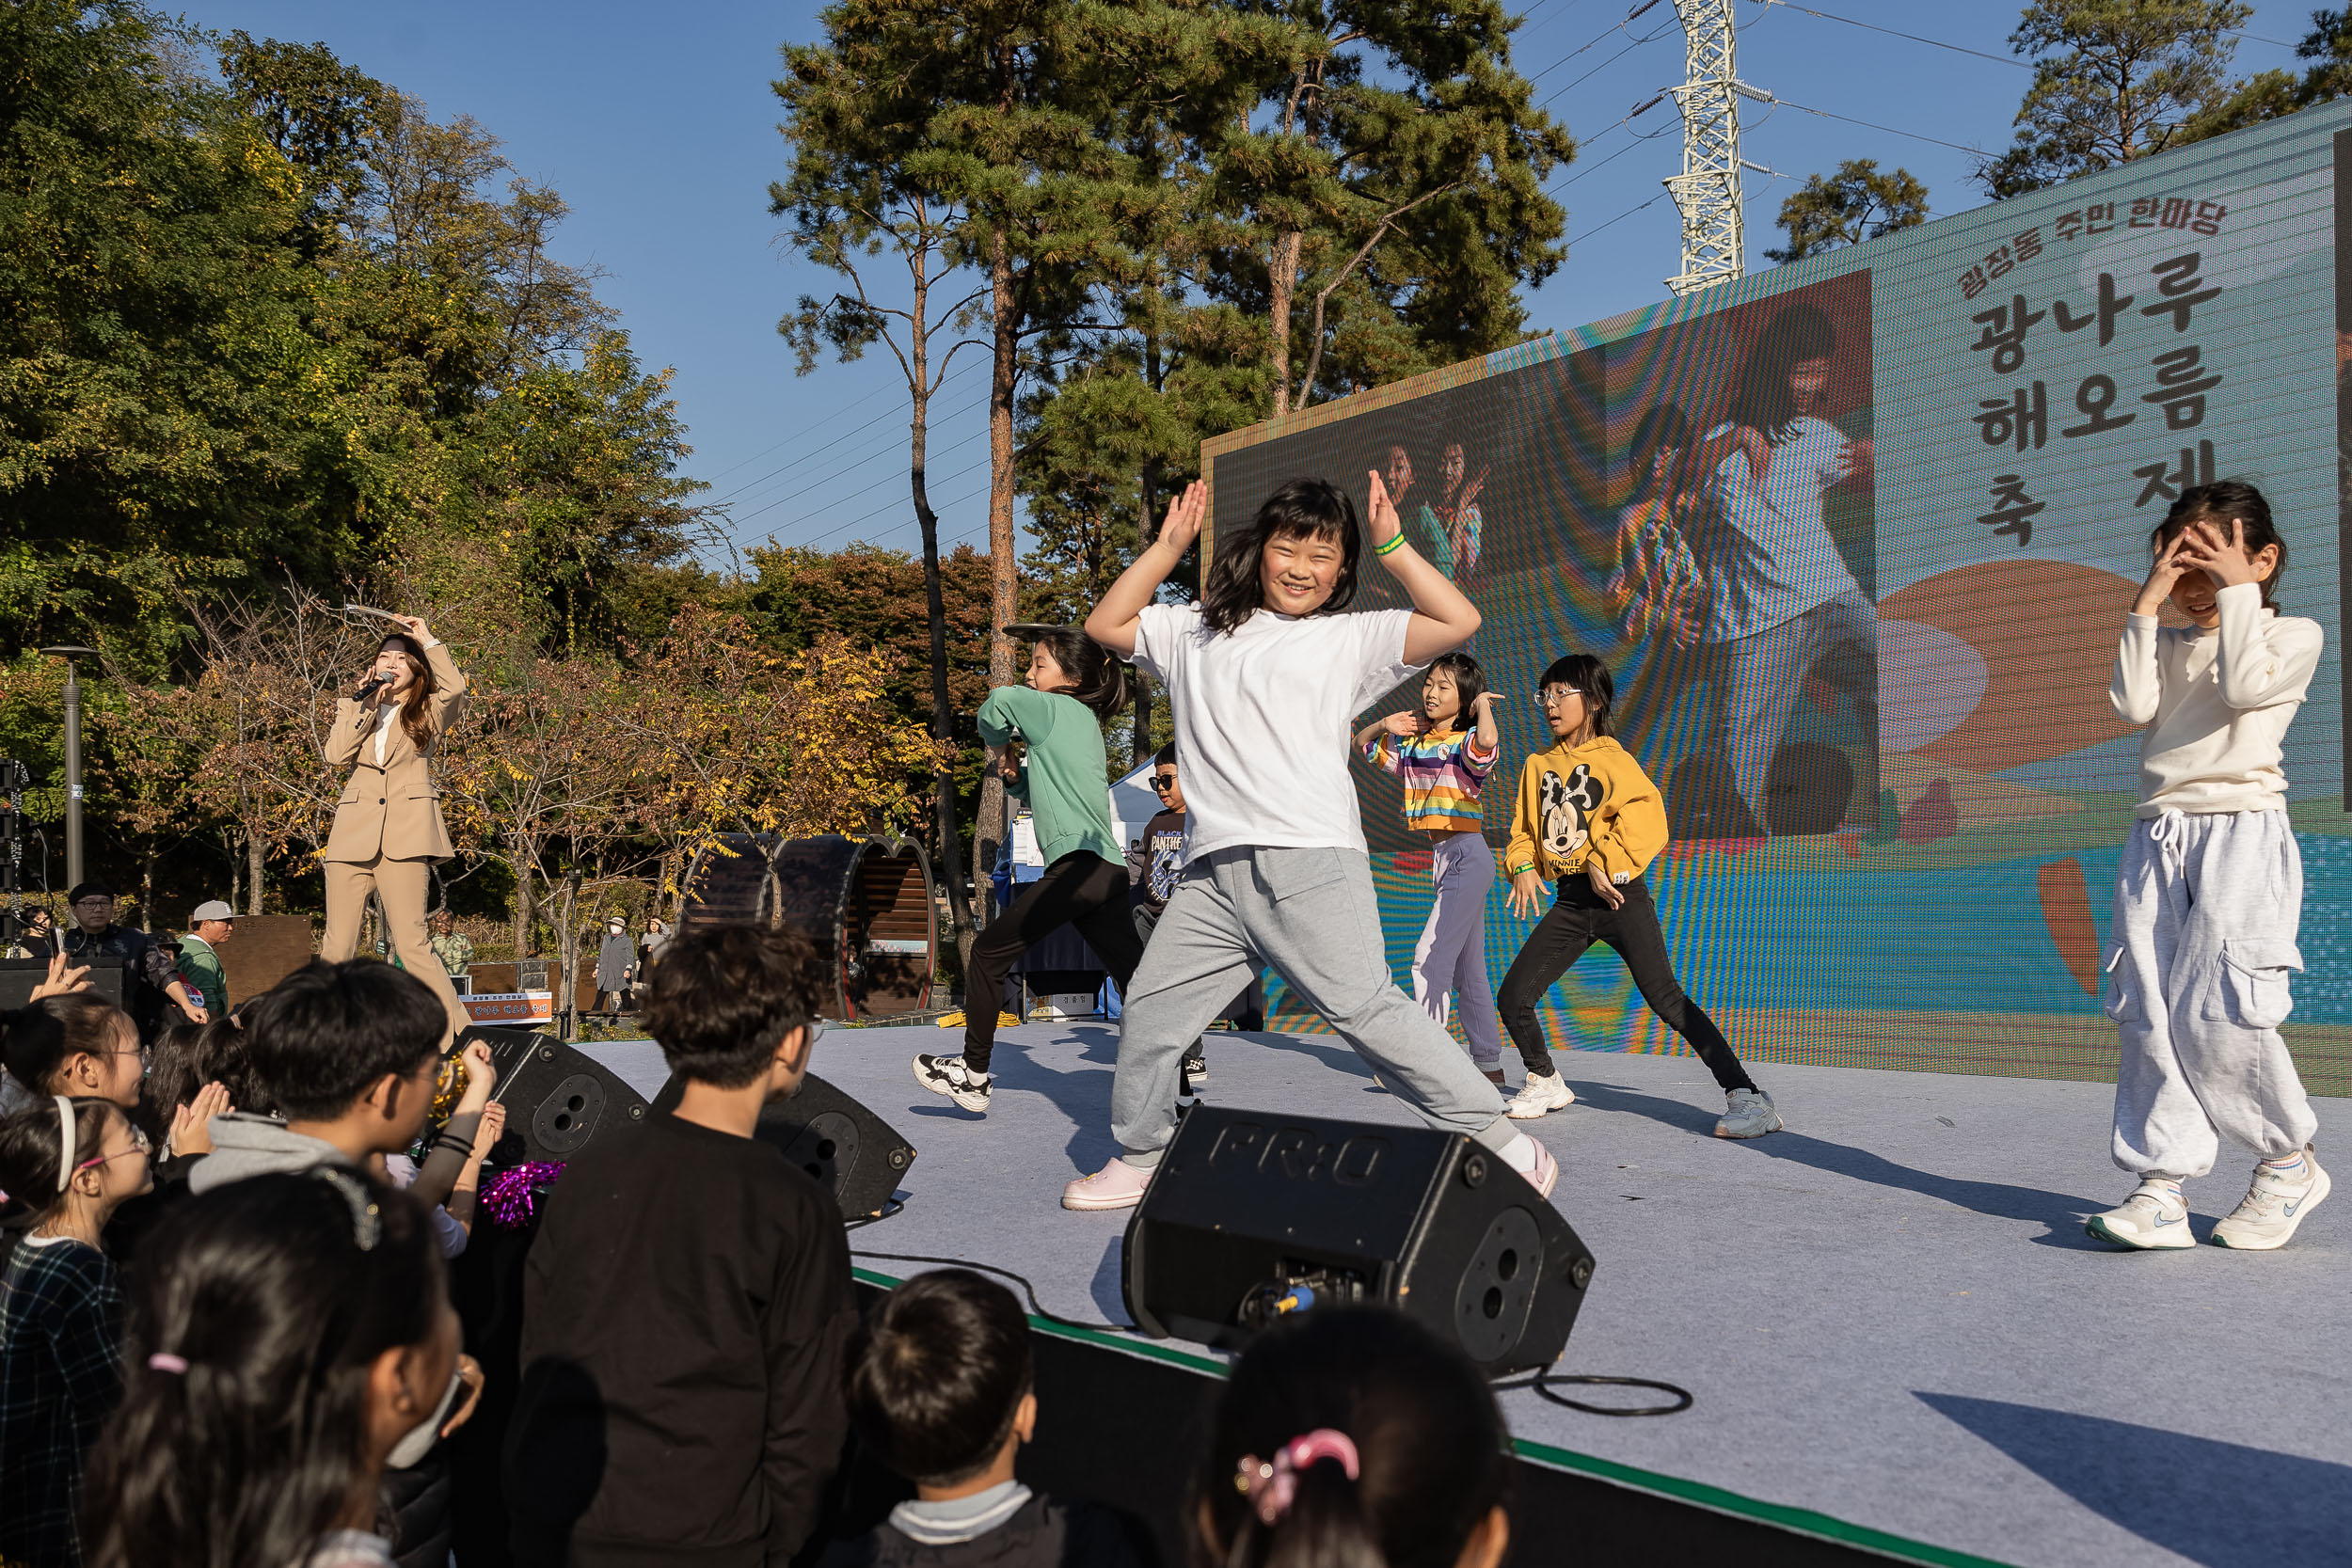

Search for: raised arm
xmin=2112 ymin=531 xmax=2185 ymax=724
xmin=1366 ymin=470 xmax=1480 ymax=666
xmin=1087 ymin=482 xmax=1205 ymax=657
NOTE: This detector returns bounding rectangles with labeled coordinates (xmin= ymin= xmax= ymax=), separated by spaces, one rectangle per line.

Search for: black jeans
xmin=964 ymin=851 xmax=1145 ymax=1071
xmin=1495 ymin=876 xmax=1756 ymax=1093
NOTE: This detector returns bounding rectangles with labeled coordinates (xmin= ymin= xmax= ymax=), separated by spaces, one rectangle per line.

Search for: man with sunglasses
xmin=1126 ymin=746 xmax=1264 ymax=1085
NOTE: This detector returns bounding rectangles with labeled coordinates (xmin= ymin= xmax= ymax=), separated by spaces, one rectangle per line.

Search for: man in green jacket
xmin=176 ymin=900 xmax=235 ymax=1020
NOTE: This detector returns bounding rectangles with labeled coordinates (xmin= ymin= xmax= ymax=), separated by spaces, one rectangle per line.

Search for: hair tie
xmin=148 ymin=1353 xmax=189 ymax=1374
xmin=1234 ymin=1429 xmax=1361 ymax=1526
xmin=53 ymin=1095 xmax=75 ymax=1195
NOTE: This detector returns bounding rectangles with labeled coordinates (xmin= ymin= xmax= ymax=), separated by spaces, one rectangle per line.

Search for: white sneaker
xmin=911 ymin=1053 xmax=991 ymax=1114
xmin=2085 ymin=1179 xmax=2194 ymax=1250
xmin=1715 ymin=1087 xmax=1781 ymax=1139
xmin=1504 ymin=1071 xmax=1575 ymax=1120
xmin=2210 ymin=1146 xmax=2330 ymax=1251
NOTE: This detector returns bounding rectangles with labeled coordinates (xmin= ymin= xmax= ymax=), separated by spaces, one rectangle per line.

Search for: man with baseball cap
xmin=176 ymin=900 xmax=236 ymax=1021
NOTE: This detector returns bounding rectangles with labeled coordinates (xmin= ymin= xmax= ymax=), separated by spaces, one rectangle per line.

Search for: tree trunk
xmin=911 ymin=267 xmax=977 ymax=971
xmin=246 ymin=828 xmax=266 ymax=915
xmin=512 ymin=851 xmax=536 ymax=958
xmin=1268 ymin=228 xmax=1302 ymax=415
xmin=224 ymin=832 xmax=241 ymax=915
xmin=556 ymin=869 xmax=581 ymax=1039
xmin=975 ymin=230 xmax=1023 ymax=927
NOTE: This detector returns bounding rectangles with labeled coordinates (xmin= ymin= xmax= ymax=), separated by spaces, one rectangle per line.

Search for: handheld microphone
xmin=351 ymin=672 xmax=391 ymax=702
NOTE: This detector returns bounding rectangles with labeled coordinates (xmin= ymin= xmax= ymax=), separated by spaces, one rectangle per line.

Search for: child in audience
xmin=1191 ymin=1307 xmax=1510 ymax=1568
xmin=833 ymin=1269 xmax=1154 ymax=1567
xmin=81 ymin=1171 xmax=473 ymax=1568
xmin=0 ymin=952 xmax=99 ymax=1118
xmin=1495 ymin=654 xmax=1780 ymax=1138
xmin=0 ymin=1097 xmax=153 ymax=1568
xmin=508 ymin=923 xmax=857 ymax=1568
xmin=1126 ymin=744 xmax=1264 ymax=1086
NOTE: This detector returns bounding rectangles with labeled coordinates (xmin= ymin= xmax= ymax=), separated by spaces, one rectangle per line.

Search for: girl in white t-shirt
xmin=1063 ymin=476 xmax=1560 ymax=1212
xmin=2088 ymin=481 xmax=2329 ymax=1253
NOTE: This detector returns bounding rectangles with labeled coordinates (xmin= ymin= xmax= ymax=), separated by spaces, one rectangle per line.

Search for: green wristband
xmin=1375 ymin=533 xmax=1406 ymax=556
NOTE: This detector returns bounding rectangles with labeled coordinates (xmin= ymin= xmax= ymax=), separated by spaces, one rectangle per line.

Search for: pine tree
xmin=1765 ymin=160 xmax=1928 ymax=264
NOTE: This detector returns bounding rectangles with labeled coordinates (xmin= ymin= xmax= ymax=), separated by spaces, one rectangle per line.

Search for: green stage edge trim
xmin=850 ymin=1265 xmax=2026 ymax=1568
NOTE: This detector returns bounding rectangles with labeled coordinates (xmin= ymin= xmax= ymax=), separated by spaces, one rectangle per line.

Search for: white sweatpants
xmin=1412 ymin=832 xmax=1506 ymax=1069
xmin=2107 ymin=809 xmax=2316 ymax=1179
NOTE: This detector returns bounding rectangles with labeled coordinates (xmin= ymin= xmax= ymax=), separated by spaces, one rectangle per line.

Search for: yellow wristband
xmin=1374 ymin=533 xmax=1406 ymax=556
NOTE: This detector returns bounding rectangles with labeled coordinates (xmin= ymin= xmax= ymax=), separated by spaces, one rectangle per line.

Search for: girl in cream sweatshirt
xmin=2089 ymin=481 xmax=2328 ymax=1252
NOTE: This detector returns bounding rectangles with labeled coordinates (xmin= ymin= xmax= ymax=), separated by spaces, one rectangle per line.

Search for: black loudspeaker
xmin=1121 ymin=1105 xmax=1595 ymax=1376
xmin=0 ymin=958 xmax=126 ymax=1011
xmin=471 ymin=1025 xmax=651 ymax=1164
xmin=650 ymin=1071 xmax=915 ymax=1222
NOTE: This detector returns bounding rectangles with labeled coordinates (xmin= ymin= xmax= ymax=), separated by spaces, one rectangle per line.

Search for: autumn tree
xmin=1978 ymin=0 xmax=2251 ymax=197
xmin=1765 ymin=160 xmax=1929 ymax=264
xmin=2182 ymin=8 xmax=2352 ymax=140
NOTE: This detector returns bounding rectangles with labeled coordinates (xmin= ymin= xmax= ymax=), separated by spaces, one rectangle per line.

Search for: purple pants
xmin=1414 ymin=832 xmax=1506 ymax=1069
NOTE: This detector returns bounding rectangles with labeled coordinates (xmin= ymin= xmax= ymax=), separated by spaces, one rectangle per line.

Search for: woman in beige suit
xmin=320 ymin=615 xmax=471 ymax=1040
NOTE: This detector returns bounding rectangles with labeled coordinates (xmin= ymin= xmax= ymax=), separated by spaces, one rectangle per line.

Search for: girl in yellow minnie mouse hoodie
xmin=1495 ymin=653 xmax=1781 ymax=1138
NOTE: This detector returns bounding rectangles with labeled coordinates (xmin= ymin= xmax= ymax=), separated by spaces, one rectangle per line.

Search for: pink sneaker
xmin=1520 ymin=1139 xmax=1559 ymax=1200
xmin=1062 ymin=1158 xmax=1153 ymax=1212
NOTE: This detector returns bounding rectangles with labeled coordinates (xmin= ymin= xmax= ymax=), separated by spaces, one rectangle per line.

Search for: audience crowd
xmin=0 ymin=920 xmax=1513 ymax=1568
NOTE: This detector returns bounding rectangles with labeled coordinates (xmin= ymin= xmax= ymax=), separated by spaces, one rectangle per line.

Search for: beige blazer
xmin=323 ymin=641 xmax=467 ymax=863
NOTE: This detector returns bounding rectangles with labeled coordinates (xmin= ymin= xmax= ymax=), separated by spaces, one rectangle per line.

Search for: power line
xmin=1539 ymin=22 xmax=1678 ymax=109
xmin=1762 ymin=91 xmax=1985 ymax=155
xmin=693 ymin=379 xmax=898 ymax=489
xmin=708 ymin=356 xmax=983 ymax=509
xmin=1568 ymin=190 xmax=1669 ymax=248
xmin=1742 ymin=0 xmax=2026 ymax=69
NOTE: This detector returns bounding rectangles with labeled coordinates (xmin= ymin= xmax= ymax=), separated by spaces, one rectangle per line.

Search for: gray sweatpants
xmin=2107 ymin=809 xmax=2316 ymax=1179
xmin=1111 ymin=846 xmax=1518 ymax=1164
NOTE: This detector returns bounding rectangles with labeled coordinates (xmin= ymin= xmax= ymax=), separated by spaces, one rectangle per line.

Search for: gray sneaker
xmin=1715 ymin=1087 xmax=1782 ymax=1139
xmin=2210 ymin=1145 xmax=2329 ymax=1250
xmin=912 ymin=1053 xmax=991 ymax=1114
xmin=2085 ymin=1179 xmax=2194 ymax=1250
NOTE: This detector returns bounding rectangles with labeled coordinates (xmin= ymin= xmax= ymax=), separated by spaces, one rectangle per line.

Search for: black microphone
xmin=351 ymin=672 xmax=391 ymax=703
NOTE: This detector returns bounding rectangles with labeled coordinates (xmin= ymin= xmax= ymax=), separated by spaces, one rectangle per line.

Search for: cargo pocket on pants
xmin=2206 ymin=937 xmax=2301 ymax=1028
xmin=2100 ymin=943 xmax=2142 ymax=1023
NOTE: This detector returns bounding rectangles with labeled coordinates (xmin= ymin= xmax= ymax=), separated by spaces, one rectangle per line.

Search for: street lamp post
xmin=37 ymin=647 xmax=98 ymax=891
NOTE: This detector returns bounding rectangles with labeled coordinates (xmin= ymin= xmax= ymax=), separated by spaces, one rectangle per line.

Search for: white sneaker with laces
xmin=911 ymin=1053 xmax=992 ymax=1114
xmin=2210 ymin=1146 xmax=2329 ymax=1251
xmin=1504 ymin=1072 xmax=1575 ymax=1120
xmin=2085 ymin=1180 xmax=2194 ymax=1250
xmin=1715 ymin=1087 xmax=1782 ymax=1139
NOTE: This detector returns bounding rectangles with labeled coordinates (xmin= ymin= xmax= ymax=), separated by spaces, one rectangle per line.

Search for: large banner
xmin=1201 ymin=105 xmax=2352 ymax=1090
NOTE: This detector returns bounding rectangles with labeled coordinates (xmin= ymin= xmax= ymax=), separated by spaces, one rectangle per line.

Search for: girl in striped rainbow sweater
xmin=1354 ymin=653 xmax=1508 ymax=1085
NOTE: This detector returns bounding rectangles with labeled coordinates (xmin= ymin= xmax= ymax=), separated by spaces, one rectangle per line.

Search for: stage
xmin=577 ymin=1024 xmax=2351 ymax=1568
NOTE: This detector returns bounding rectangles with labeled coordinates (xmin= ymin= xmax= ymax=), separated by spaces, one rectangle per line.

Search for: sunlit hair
xmin=1422 ymin=653 xmax=1486 ymax=729
xmin=1010 ymin=625 xmax=1131 ymax=720
xmin=1200 ymin=479 xmax=1362 ymax=635
xmin=1539 ymin=652 xmax=1615 ymax=738
xmin=378 ymin=634 xmax=437 ymax=752
xmin=1726 ymin=302 xmax=1836 ymax=444
xmin=2151 ymin=479 xmax=2286 ymax=610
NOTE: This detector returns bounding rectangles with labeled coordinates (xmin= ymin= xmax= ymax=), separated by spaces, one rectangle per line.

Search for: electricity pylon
xmin=1662 ymin=0 xmax=1747 ymax=296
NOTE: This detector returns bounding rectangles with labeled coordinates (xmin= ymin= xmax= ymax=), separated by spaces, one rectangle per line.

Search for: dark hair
xmin=3 ymin=993 xmax=135 ymax=1096
xmin=81 ymin=1173 xmax=444 ymax=1568
xmin=1725 ymin=303 xmax=1836 ymax=444
xmin=1193 ymin=1308 xmax=1511 ymax=1568
xmin=2153 ymin=480 xmax=2287 ymax=609
xmin=642 ymin=924 xmax=822 ymax=1089
xmin=242 ymin=960 xmax=445 ymax=1121
xmin=378 ymin=633 xmax=438 ymax=752
xmin=0 ymin=1097 xmax=123 ymax=1221
xmin=1539 ymin=653 xmax=1615 ymax=737
xmin=847 ymin=1269 xmax=1034 ymax=1487
xmin=1200 ymin=480 xmax=1362 ymax=635
xmin=1422 ymin=653 xmax=1487 ymax=729
xmin=1016 ymin=626 xmax=1131 ymax=721
xmin=1153 ymin=742 xmax=1177 ymax=769
xmin=147 ymin=1017 xmax=268 ymax=1122
xmin=1629 ymin=402 xmax=1693 ymax=505
xmin=68 ymin=881 xmax=115 ymax=906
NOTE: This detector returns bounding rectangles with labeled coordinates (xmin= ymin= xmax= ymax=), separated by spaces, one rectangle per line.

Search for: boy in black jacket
xmin=509 ymin=923 xmax=857 ymax=1567
xmin=829 ymin=1270 xmax=1154 ymax=1568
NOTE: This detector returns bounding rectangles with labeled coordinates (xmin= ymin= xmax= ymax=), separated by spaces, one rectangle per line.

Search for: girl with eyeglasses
xmin=0 ymin=1096 xmax=153 ymax=1568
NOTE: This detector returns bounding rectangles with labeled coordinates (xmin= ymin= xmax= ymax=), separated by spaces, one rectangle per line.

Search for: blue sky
xmin=174 ymin=1 xmax=2316 ymax=566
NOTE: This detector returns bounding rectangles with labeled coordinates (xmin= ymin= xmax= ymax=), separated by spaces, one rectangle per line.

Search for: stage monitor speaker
xmin=1121 ymin=1105 xmax=1595 ymax=1376
xmin=650 ymin=1070 xmax=915 ymax=1222
xmin=0 ymin=958 xmax=126 ymax=1012
xmin=471 ymin=1025 xmax=651 ymax=1164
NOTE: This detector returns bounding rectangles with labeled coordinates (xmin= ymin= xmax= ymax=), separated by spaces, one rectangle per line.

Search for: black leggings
xmin=963 ymin=851 xmax=1145 ymax=1071
xmin=1494 ymin=877 xmax=1756 ymax=1093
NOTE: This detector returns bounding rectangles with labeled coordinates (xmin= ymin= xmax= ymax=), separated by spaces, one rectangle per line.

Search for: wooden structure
xmin=678 ymin=833 xmax=937 ymax=1022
